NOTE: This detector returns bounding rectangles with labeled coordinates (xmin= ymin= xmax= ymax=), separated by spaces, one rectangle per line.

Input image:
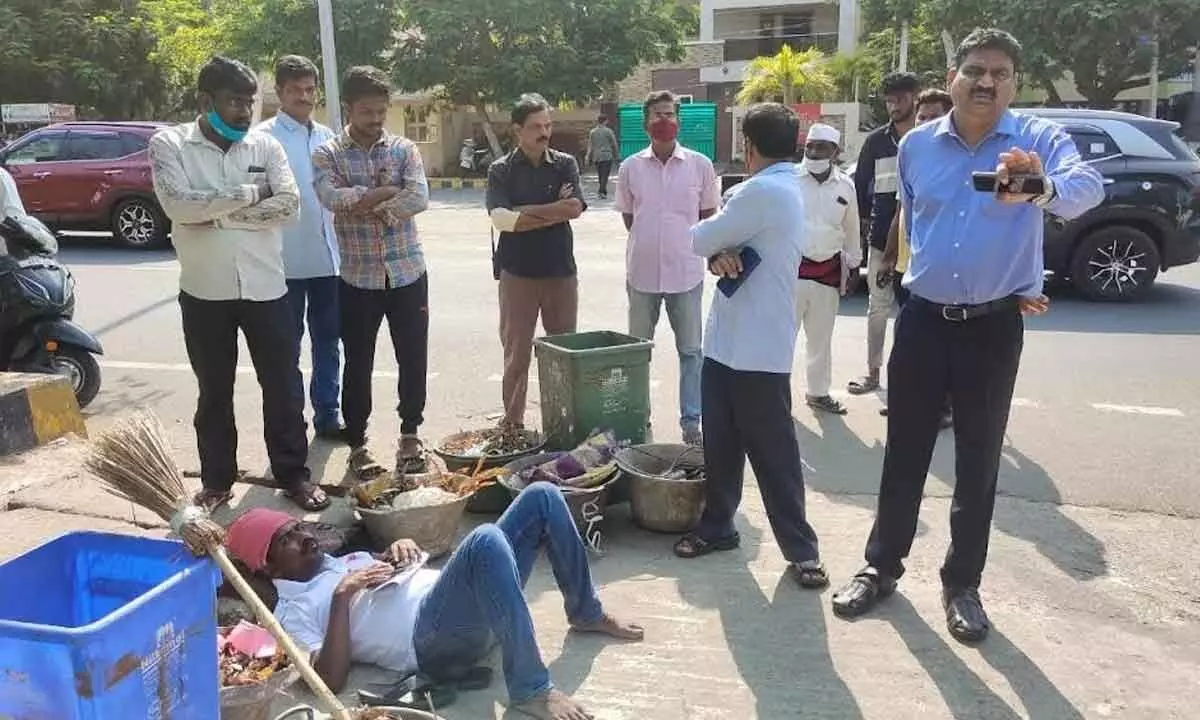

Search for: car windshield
xmin=1169 ymin=129 xmax=1200 ymax=161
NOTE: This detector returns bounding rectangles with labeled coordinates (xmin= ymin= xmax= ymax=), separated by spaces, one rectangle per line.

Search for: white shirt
xmin=796 ymin=166 xmax=862 ymax=267
xmin=691 ymin=162 xmax=806 ymax=374
xmin=257 ymin=112 xmax=340 ymax=279
xmin=149 ymin=121 xmax=300 ymax=301
xmin=0 ymin=167 xmax=26 ymax=217
xmin=274 ymin=552 xmax=441 ymax=674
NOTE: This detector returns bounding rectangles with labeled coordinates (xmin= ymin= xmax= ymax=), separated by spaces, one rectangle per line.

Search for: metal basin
xmin=615 ymin=444 xmax=706 ymax=534
xmin=357 ymin=494 xmax=469 ymax=558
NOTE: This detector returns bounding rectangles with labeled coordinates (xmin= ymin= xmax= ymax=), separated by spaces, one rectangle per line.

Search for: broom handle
xmin=209 ymin=545 xmax=353 ymax=720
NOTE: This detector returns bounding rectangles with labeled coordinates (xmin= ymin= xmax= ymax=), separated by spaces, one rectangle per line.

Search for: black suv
xmin=1026 ymin=108 xmax=1200 ymax=300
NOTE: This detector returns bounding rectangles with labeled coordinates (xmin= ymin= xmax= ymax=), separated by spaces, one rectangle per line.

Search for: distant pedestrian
xmin=831 ymin=30 xmax=1104 ymax=642
xmin=256 ymin=55 xmax=343 ymax=440
xmin=675 ymin=103 xmax=827 ymax=590
xmin=586 ymin=114 xmax=619 ymax=198
xmin=486 ymin=93 xmax=586 ymax=431
xmin=849 ymin=71 xmax=921 ymax=397
xmin=615 ymin=90 xmax=719 ymax=446
xmin=794 ymin=122 xmax=861 ymax=415
xmin=149 ymin=55 xmax=326 ymax=513
xmin=313 ymin=66 xmax=432 ymax=480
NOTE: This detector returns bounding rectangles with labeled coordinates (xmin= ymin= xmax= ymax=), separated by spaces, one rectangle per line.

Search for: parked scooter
xmin=0 ymin=214 xmax=103 ymax=408
xmin=458 ymin=138 xmax=494 ymax=176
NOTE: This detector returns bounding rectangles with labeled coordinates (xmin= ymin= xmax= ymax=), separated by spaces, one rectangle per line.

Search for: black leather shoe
xmin=943 ymin=586 xmax=990 ymax=643
xmin=831 ymin=566 xmax=898 ymax=618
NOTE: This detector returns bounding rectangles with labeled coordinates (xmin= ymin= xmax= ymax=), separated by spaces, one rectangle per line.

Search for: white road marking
xmin=1092 ymin=403 xmax=1185 ymax=417
xmin=1011 ymin=397 xmax=1041 ymax=408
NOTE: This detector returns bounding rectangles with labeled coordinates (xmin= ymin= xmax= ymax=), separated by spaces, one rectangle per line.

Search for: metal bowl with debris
xmin=497 ymin=451 xmax=619 ymax=532
xmin=615 ymin=444 xmax=707 ymax=533
xmin=434 ymin=428 xmax=545 ymax=513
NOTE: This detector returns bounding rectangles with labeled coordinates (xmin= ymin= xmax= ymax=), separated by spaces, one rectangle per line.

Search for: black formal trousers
xmin=179 ymin=292 xmax=310 ymax=492
xmin=340 ymin=273 xmax=429 ymax=447
xmin=695 ymin=358 xmax=820 ymax=564
xmin=865 ymin=297 xmax=1024 ymax=588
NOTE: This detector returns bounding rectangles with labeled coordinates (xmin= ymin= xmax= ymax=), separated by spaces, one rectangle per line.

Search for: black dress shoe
xmin=831 ymin=566 xmax=898 ymax=618
xmin=942 ymin=586 xmax=990 ymax=643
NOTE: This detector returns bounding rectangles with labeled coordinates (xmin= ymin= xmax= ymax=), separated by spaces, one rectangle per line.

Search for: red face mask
xmin=649 ymin=117 xmax=679 ymax=142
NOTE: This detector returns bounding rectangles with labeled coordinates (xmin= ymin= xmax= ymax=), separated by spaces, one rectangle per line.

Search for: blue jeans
xmin=286 ymin=277 xmax=342 ymax=430
xmin=627 ymin=283 xmax=703 ymax=430
xmin=412 ymin=484 xmax=603 ymax=702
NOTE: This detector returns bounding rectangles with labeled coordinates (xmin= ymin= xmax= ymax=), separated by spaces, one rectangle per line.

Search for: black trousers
xmin=596 ymin=160 xmax=613 ymax=197
xmin=179 ymin=292 xmax=310 ymax=492
xmin=866 ymin=298 xmax=1024 ymax=588
xmin=340 ymin=273 xmax=429 ymax=447
xmin=695 ymin=358 xmax=820 ymax=563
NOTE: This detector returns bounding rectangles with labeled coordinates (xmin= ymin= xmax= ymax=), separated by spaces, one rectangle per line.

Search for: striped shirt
xmin=313 ymin=130 xmax=429 ymax=290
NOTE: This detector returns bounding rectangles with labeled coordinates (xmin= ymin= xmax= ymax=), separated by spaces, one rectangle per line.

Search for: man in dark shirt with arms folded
xmin=831 ymin=29 xmax=1104 ymax=643
xmin=486 ymin=94 xmax=587 ymax=430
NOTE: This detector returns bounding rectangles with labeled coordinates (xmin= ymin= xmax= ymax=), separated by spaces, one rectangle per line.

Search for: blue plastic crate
xmin=0 ymin=531 xmax=221 ymax=719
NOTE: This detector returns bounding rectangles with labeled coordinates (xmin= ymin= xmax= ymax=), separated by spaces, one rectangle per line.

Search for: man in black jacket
xmin=848 ymin=72 xmax=920 ymax=396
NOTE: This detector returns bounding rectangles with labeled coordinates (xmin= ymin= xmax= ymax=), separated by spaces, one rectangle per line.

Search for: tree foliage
xmin=387 ymin=0 xmax=691 ymax=153
xmin=860 ymin=0 xmax=1200 ymax=108
xmin=736 ymin=46 xmax=835 ymax=106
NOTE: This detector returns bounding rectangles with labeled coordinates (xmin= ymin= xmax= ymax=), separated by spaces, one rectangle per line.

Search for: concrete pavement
xmin=2 ymin=189 xmax=1198 ymax=718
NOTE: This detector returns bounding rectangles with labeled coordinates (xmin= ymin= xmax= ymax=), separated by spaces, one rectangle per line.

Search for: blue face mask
xmin=206 ymin=110 xmax=248 ymax=143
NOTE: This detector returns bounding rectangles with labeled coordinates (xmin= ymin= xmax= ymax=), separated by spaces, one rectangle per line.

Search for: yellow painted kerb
xmin=25 ymin=376 xmax=87 ymax=443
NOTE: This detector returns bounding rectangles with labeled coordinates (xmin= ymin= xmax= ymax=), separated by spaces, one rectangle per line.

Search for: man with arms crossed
xmin=226 ymin=483 xmax=643 ymax=720
xmin=487 ymin=94 xmax=586 ymax=431
xmin=673 ymin=103 xmax=827 ymax=590
xmin=831 ymin=30 xmax=1104 ymax=642
xmin=616 ymin=90 xmax=719 ymax=445
xmin=257 ymin=55 xmax=344 ymax=440
xmin=314 ymin=66 xmax=432 ymax=479
xmin=150 ymin=56 xmax=325 ymax=513
xmin=794 ymin=122 xmax=861 ymax=415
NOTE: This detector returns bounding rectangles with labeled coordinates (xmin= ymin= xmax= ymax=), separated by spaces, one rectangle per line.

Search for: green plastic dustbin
xmin=534 ymin=331 xmax=654 ymax=451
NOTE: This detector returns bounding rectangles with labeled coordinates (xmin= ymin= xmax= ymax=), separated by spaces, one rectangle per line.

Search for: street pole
xmin=898 ymin=20 xmax=910 ymax=72
xmin=1149 ymin=37 xmax=1160 ymax=118
xmin=317 ymin=0 xmax=342 ymax=129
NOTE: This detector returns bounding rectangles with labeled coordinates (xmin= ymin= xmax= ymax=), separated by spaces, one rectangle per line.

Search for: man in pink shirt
xmin=616 ymin=91 xmax=719 ymax=446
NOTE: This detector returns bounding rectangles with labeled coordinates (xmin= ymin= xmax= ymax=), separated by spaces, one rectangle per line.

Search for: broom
xmin=86 ymin=411 xmax=354 ymax=720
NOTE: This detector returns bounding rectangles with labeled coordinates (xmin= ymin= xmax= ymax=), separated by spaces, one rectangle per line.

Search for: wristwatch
xmin=1029 ymin=177 xmax=1056 ymax=209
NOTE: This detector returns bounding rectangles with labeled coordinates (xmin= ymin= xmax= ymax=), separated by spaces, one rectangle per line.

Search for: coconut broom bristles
xmin=85 ymin=410 xmax=355 ymax=720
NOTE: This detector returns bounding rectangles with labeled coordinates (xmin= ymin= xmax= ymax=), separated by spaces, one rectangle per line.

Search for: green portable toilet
xmin=617 ymin=101 xmax=718 ymax=161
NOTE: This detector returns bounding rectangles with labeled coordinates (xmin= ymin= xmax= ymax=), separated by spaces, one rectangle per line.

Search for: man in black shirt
xmin=848 ymin=72 xmax=920 ymax=396
xmin=486 ymin=93 xmax=587 ymax=429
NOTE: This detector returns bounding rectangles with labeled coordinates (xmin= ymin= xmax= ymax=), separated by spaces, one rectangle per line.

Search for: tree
xmin=387 ymin=0 xmax=691 ymax=156
xmin=826 ymin=52 xmax=883 ymax=103
xmin=735 ymin=46 xmax=835 ymax=106
xmin=862 ymin=0 xmax=1200 ymax=109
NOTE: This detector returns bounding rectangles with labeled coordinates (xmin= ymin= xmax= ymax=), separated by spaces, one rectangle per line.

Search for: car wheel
xmin=1068 ymin=226 xmax=1161 ymax=301
xmin=49 ymin=346 xmax=102 ymax=409
xmin=112 ymin=198 xmax=168 ymax=249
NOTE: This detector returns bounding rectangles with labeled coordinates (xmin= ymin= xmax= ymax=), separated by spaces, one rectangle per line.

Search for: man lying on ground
xmin=226 ymin=484 xmax=644 ymax=720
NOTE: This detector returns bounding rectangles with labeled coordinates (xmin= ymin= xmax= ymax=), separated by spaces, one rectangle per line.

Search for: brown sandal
xmin=349 ymin=447 xmax=390 ymax=482
xmin=284 ymin=481 xmax=331 ymax=512
xmin=673 ymin=531 xmax=740 ymax=559
xmin=192 ymin=488 xmax=233 ymax=514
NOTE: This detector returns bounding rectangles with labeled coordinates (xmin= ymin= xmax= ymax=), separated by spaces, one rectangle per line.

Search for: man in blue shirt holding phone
xmin=673 ymin=103 xmax=828 ymax=590
xmin=831 ymin=29 xmax=1104 ymax=642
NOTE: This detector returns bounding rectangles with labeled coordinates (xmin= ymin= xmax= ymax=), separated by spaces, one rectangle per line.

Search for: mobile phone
xmin=972 ymin=171 xmax=1046 ymax=196
xmin=716 ymin=246 xmax=762 ymax=298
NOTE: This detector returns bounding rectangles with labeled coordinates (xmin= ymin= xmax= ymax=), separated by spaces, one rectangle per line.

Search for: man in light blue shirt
xmin=832 ymin=29 xmax=1105 ymax=642
xmin=672 ymin=103 xmax=827 ymax=590
xmin=257 ymin=55 xmax=343 ymax=438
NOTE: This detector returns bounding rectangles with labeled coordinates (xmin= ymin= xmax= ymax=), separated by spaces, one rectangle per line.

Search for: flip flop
xmin=192 ymin=489 xmax=233 ymax=513
xmin=283 ymin=482 xmax=330 ymax=512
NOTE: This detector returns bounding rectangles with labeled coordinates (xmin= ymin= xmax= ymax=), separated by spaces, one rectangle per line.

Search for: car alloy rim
xmin=117 ymin=203 xmax=157 ymax=245
xmin=1087 ymin=239 xmax=1148 ymax=295
xmin=50 ymin=355 xmax=84 ymax=393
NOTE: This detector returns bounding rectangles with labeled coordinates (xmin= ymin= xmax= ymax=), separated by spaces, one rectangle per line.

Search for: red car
xmin=0 ymin=121 xmax=170 ymax=249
